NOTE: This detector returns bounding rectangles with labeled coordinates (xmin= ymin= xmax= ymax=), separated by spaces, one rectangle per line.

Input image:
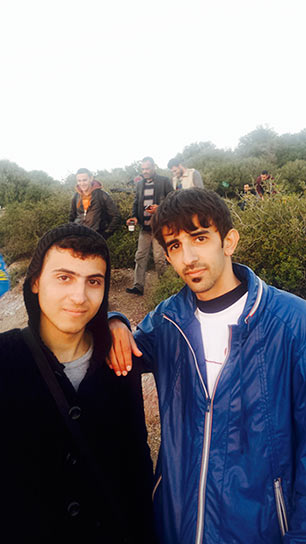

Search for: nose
xmin=182 ymin=242 xmax=198 ymax=266
xmin=69 ymin=280 xmax=87 ymax=305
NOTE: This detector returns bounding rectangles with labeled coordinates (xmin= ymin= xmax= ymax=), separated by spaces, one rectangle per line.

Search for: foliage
xmin=148 ymin=266 xmax=184 ymax=309
xmin=236 ymin=126 xmax=278 ymax=158
xmin=278 ymin=160 xmax=306 ymax=195
xmin=1 ymin=127 xmax=306 ymax=301
xmin=107 ymin=227 xmax=138 ymax=268
xmin=230 ymin=193 xmax=306 ymax=298
xmin=8 ymin=261 xmax=29 ymax=288
xmin=0 ymin=193 xmax=71 ymax=263
xmin=0 ymin=160 xmax=61 ymax=207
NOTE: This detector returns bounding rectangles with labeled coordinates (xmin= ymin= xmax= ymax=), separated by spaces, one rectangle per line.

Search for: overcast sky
xmin=1 ymin=0 xmax=306 ymax=180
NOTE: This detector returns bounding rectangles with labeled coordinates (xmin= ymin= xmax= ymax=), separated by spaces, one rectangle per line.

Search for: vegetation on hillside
xmin=0 ymin=126 xmax=305 ymax=298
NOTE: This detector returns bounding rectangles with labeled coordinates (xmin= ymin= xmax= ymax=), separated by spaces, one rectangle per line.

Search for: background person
xmin=69 ymin=168 xmax=120 ymax=238
xmin=126 ymin=156 xmax=173 ymax=296
xmin=255 ymin=169 xmax=276 ymax=199
xmin=0 ymin=223 xmax=155 ymax=544
xmin=167 ymin=157 xmax=203 ymax=189
xmin=108 ymin=188 xmax=306 ymax=544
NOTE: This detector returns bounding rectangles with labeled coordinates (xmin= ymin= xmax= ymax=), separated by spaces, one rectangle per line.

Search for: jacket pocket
xmin=274 ymin=477 xmax=288 ymax=537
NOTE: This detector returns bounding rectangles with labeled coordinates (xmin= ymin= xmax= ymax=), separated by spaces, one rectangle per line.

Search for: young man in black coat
xmin=0 ymin=223 xmax=155 ymax=544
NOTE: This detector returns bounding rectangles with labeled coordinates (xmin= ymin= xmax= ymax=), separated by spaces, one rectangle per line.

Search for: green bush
xmin=107 ymin=227 xmax=138 ymax=268
xmin=0 ymin=193 xmax=71 ymax=263
xmin=148 ymin=266 xmax=184 ymax=309
xmin=230 ymin=193 xmax=306 ymax=298
xmin=106 ymin=190 xmax=138 ymax=268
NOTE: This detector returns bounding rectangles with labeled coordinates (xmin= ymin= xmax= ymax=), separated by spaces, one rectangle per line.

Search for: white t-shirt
xmin=196 ymin=293 xmax=247 ymax=397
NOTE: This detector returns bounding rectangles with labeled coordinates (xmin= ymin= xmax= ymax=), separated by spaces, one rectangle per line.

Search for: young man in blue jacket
xmin=108 ymin=188 xmax=306 ymax=544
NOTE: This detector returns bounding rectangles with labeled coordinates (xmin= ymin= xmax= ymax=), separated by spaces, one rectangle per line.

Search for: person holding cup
xmin=126 ymin=157 xmax=173 ymax=296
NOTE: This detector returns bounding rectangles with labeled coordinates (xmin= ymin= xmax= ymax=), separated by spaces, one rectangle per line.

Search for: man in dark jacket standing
xmin=126 ymin=157 xmax=173 ymax=295
xmin=0 ymin=223 xmax=155 ymax=544
xmin=108 ymin=189 xmax=306 ymax=544
xmin=69 ymin=168 xmax=120 ymax=238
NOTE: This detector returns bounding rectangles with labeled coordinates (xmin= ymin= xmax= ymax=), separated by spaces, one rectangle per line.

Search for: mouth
xmin=185 ymin=268 xmax=207 ymax=278
xmin=63 ymin=309 xmax=87 ymax=316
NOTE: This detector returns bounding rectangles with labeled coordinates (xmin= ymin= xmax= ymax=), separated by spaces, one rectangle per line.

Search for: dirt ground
xmin=0 ymin=267 xmax=161 ymax=467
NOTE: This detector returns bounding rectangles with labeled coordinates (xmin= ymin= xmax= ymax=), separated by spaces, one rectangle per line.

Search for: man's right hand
xmin=107 ymin=319 xmax=143 ymax=376
xmin=126 ymin=217 xmax=138 ymax=226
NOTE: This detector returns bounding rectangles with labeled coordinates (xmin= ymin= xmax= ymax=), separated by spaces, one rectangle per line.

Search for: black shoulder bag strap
xmin=21 ymin=327 xmax=125 ymax=536
xmin=21 ymin=327 xmax=110 ymax=487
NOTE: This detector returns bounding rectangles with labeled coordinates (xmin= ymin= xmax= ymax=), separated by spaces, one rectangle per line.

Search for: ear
xmin=164 ymin=250 xmax=171 ymax=264
xmin=31 ymin=277 xmax=40 ymax=294
xmin=223 ymin=229 xmax=239 ymax=257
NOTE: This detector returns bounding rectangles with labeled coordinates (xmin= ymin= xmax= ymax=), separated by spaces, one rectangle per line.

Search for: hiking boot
xmin=126 ymin=286 xmax=144 ymax=296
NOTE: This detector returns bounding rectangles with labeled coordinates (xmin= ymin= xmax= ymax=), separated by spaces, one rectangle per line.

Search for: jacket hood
xmin=75 ymin=179 xmax=102 ymax=196
xmin=23 ymin=223 xmax=112 ymax=362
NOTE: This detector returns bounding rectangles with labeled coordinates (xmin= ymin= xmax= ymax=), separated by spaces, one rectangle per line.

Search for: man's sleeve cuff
xmin=107 ymin=311 xmax=132 ymax=331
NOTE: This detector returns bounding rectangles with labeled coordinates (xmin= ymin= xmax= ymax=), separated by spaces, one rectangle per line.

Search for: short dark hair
xmin=152 ymin=188 xmax=233 ymax=251
xmin=24 ymin=224 xmax=112 ymax=362
xmin=167 ymin=158 xmax=180 ymax=169
xmin=76 ymin=168 xmax=92 ymax=177
xmin=54 ymin=235 xmax=108 ymax=263
xmin=141 ymin=156 xmax=155 ymax=166
xmin=261 ymin=170 xmax=268 ymax=175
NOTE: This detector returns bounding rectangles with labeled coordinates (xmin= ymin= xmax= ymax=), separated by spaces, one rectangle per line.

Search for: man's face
xmin=162 ymin=215 xmax=239 ymax=301
xmin=76 ymin=173 xmax=93 ymax=194
xmin=171 ymin=165 xmax=183 ymax=178
xmin=32 ymin=246 xmax=106 ymax=340
xmin=261 ymin=174 xmax=268 ymax=181
xmin=141 ymin=160 xmax=155 ymax=180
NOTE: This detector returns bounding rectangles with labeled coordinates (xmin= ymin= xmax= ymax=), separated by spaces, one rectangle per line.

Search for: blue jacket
xmin=133 ymin=263 xmax=306 ymax=544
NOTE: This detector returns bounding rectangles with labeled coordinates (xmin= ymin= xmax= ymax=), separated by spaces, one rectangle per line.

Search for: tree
xmin=236 ymin=126 xmax=278 ymax=159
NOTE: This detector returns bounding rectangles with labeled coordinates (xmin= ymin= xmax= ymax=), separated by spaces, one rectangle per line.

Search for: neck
xmin=39 ymin=323 xmax=91 ymax=363
xmin=196 ymin=269 xmax=241 ymax=302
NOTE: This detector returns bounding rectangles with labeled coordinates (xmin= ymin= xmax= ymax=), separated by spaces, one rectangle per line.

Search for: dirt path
xmin=0 ymin=267 xmax=161 ymax=466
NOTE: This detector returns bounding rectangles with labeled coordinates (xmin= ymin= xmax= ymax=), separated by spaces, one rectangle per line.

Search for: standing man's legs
xmin=152 ymin=237 xmax=167 ymax=278
xmin=127 ymin=230 xmax=152 ymax=295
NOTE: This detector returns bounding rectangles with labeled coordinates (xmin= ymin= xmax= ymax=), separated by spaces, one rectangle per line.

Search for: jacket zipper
xmin=274 ymin=478 xmax=288 ymax=537
xmin=195 ymin=329 xmax=232 ymax=544
xmin=163 ymin=315 xmax=232 ymax=544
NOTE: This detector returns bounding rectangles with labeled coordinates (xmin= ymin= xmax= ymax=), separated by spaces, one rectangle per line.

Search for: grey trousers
xmin=134 ymin=229 xmax=166 ymax=290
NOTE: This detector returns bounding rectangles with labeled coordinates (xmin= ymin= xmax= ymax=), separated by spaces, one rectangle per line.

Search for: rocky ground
xmin=0 ymin=266 xmax=161 ymax=467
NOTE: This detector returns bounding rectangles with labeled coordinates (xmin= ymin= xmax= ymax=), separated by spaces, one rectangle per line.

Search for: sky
xmin=1 ymin=0 xmax=306 ymax=181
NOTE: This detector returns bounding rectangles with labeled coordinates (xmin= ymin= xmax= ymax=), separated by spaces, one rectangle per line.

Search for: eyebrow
xmin=165 ymin=229 xmax=211 ymax=248
xmin=52 ymin=268 xmax=105 ymax=279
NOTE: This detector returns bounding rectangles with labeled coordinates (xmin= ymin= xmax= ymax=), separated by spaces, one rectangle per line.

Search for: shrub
xmin=230 ymin=193 xmax=306 ymax=298
xmin=148 ymin=266 xmax=184 ymax=309
xmin=108 ymin=227 xmax=138 ymax=268
xmin=0 ymin=193 xmax=71 ymax=263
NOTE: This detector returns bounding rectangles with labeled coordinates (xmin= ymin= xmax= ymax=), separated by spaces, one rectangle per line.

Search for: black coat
xmin=131 ymin=175 xmax=173 ymax=227
xmin=0 ymin=329 xmax=155 ymax=544
xmin=69 ymin=189 xmax=120 ymax=237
